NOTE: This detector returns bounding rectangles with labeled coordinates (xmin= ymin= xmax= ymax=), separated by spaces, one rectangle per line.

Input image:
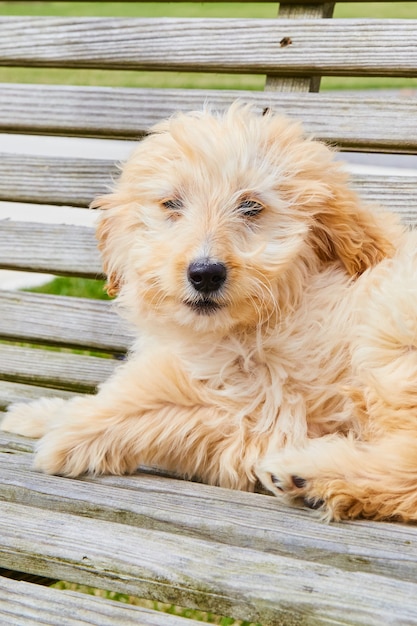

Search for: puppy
xmin=3 ymin=104 xmax=417 ymax=522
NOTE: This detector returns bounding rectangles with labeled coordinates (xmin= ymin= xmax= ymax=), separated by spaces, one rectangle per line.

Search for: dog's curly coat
xmin=3 ymin=104 xmax=417 ymax=521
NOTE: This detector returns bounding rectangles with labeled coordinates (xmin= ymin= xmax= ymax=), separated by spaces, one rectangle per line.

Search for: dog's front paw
xmin=34 ymin=421 xmax=138 ymax=477
xmin=1 ymin=398 xmax=67 ymax=438
xmin=34 ymin=428 xmax=87 ymax=476
xmin=257 ymin=446 xmax=367 ymax=521
xmin=256 ymin=449 xmax=331 ymax=518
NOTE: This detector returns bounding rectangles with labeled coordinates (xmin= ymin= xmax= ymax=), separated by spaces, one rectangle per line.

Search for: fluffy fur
xmin=3 ymin=104 xmax=417 ymax=522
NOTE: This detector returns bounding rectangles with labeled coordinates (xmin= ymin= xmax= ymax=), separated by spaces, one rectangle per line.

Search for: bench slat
xmin=350 ymin=174 xmax=417 ymax=226
xmin=0 ymin=221 xmax=102 ymax=277
xmin=1 ymin=18 xmax=417 ymax=76
xmin=1 ymin=85 xmax=417 ymax=151
xmin=0 ymin=154 xmax=117 ymax=207
xmin=0 ymin=381 xmax=76 ymax=411
xmin=0 ymin=576 xmax=203 ymax=626
xmin=0 ymin=157 xmax=416 ymax=221
xmin=0 ymin=344 xmax=117 ymax=394
xmin=0 ymin=291 xmax=132 ymax=353
xmin=1 ymin=496 xmax=417 ymax=624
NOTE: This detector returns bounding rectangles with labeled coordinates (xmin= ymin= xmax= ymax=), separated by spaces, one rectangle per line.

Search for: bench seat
xmin=1 ymin=431 xmax=417 ymax=624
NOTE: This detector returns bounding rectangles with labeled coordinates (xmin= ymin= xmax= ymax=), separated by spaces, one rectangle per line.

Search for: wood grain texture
xmin=0 ymin=381 xmax=76 ymax=410
xmin=1 ymin=465 xmax=417 ymax=624
xmin=1 ymin=156 xmax=416 ymax=219
xmin=351 ymin=174 xmax=417 ymax=226
xmin=0 ymin=17 xmax=417 ymax=76
xmin=2 ymin=84 xmax=417 ymax=151
xmin=0 ymin=221 xmax=102 ymax=277
xmin=265 ymin=2 xmax=335 ymax=93
xmin=0 ymin=153 xmax=118 ymax=207
xmin=0 ymin=344 xmax=117 ymax=393
xmin=0 ymin=576 xmax=203 ymax=626
xmin=0 ymin=291 xmax=132 ymax=352
xmin=1 ymin=450 xmax=417 ymax=586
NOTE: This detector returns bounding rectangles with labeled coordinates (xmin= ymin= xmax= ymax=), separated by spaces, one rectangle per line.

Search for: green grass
xmin=1 ymin=2 xmax=416 ymax=19
xmin=52 ymin=582 xmax=261 ymax=626
xmin=0 ymin=2 xmax=416 ymax=91
xmin=0 ymin=2 xmax=277 ymax=18
xmin=27 ymin=276 xmax=111 ymax=300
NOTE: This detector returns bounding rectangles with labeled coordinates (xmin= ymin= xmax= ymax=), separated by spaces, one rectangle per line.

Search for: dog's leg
xmin=31 ymin=399 xmax=239 ymax=483
xmin=1 ymin=353 xmax=256 ymax=489
xmin=257 ymin=432 xmax=417 ymax=522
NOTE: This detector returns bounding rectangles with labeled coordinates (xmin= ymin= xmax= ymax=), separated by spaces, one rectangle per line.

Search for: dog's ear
xmin=262 ymin=113 xmax=397 ymax=276
xmin=91 ymin=193 xmax=124 ymax=297
xmin=311 ymin=178 xmax=396 ymax=276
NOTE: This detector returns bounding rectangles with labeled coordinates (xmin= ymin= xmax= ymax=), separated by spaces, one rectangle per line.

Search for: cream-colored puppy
xmin=3 ymin=104 xmax=417 ymax=522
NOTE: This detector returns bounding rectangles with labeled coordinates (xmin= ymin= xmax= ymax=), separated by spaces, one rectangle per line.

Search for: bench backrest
xmin=1 ymin=0 xmax=417 ymax=409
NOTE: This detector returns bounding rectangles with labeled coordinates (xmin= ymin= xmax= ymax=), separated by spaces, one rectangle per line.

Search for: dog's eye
xmin=161 ymin=198 xmax=183 ymax=217
xmin=238 ymin=199 xmax=264 ymax=218
xmin=162 ymin=198 xmax=182 ymax=211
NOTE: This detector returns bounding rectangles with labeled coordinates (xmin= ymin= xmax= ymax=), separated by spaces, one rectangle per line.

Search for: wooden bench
xmin=1 ymin=1 xmax=417 ymax=624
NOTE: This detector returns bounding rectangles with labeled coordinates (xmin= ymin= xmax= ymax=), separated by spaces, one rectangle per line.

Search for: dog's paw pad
xmin=268 ymin=473 xmax=307 ymax=493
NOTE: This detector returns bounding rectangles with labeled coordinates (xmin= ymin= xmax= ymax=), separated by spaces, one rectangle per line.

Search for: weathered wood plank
xmin=0 ymin=18 xmax=417 ymax=76
xmin=1 ymin=498 xmax=417 ymax=625
xmin=0 ymin=344 xmax=117 ymax=394
xmin=0 ymin=154 xmax=118 ymax=207
xmin=0 ymin=429 xmax=37 ymax=454
xmin=0 ymin=381 xmax=76 ymax=411
xmin=0 ymin=291 xmax=132 ymax=353
xmin=1 ymin=449 xmax=417 ymax=589
xmin=265 ymin=2 xmax=335 ymax=93
xmin=0 ymin=221 xmax=102 ymax=277
xmin=0 ymin=576 xmax=203 ymax=626
xmin=351 ymin=174 xmax=417 ymax=226
xmin=0 ymin=155 xmax=416 ymax=220
xmin=2 ymin=84 xmax=417 ymax=151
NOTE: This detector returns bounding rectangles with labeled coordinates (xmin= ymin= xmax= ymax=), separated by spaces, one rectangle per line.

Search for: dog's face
xmin=94 ymin=105 xmax=394 ymax=335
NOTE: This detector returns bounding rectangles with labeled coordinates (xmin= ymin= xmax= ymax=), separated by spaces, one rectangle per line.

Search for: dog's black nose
xmin=187 ymin=259 xmax=227 ymax=293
